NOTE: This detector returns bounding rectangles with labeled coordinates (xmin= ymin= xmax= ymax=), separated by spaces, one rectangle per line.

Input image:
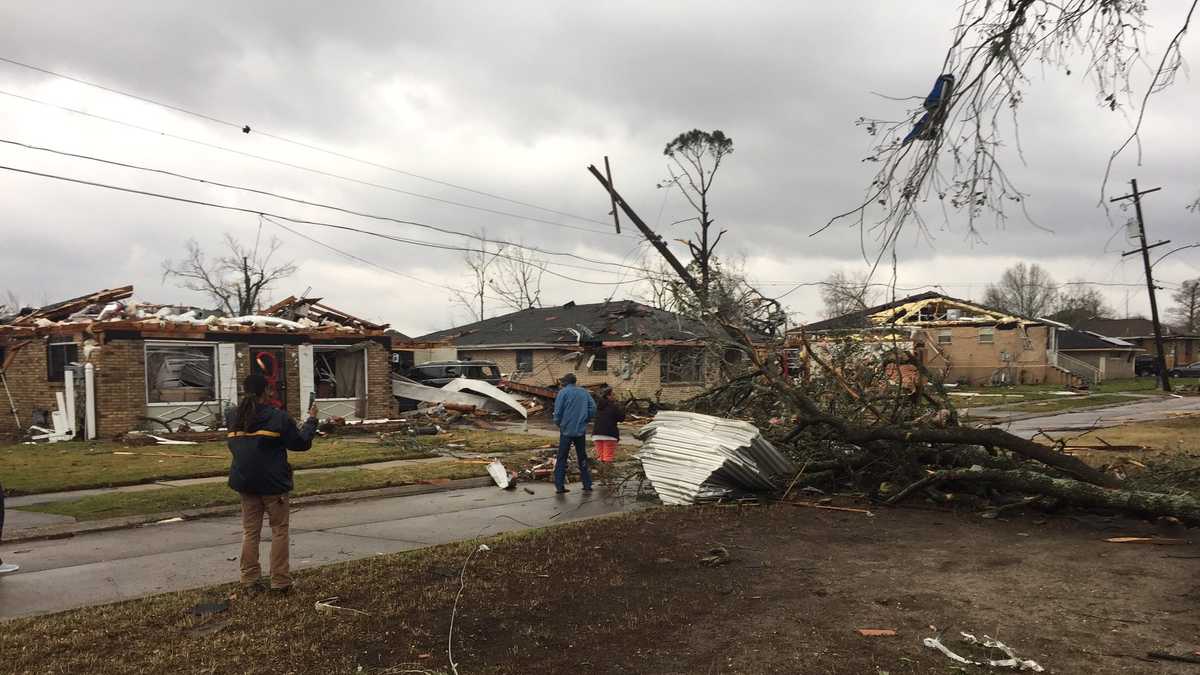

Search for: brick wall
xmin=463 ymin=346 xmax=708 ymax=403
xmin=365 ymin=341 xmax=393 ymax=419
xmin=921 ymin=324 xmax=1054 ymax=385
xmin=92 ymin=339 xmax=146 ymax=437
xmin=0 ymin=337 xmax=69 ymax=437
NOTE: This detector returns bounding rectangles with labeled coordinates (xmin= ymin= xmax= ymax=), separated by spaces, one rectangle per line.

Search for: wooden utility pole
xmin=1114 ymin=179 xmax=1171 ymax=392
xmin=587 ymin=163 xmax=701 ymax=294
xmin=602 ymin=156 xmax=621 ymax=235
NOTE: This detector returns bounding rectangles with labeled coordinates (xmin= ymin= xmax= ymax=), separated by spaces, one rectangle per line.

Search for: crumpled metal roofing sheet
xmin=634 ymin=411 xmax=797 ymax=505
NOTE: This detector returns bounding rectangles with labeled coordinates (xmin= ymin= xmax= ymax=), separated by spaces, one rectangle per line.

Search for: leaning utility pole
xmin=1114 ymin=179 xmax=1171 ymax=392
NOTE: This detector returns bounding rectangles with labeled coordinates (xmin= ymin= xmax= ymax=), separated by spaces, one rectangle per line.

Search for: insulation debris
xmin=634 ymin=411 xmax=796 ymax=505
xmin=923 ymin=632 xmax=1044 ymax=671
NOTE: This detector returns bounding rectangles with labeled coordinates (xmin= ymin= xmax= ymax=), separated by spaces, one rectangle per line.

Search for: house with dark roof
xmin=800 ymin=292 xmax=1130 ymax=386
xmin=417 ymin=300 xmax=732 ymax=403
xmin=1074 ymin=318 xmax=1200 ymax=369
xmin=1054 ymin=327 xmax=1140 ymax=380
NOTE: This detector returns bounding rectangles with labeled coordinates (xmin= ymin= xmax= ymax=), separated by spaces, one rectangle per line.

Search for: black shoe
xmin=240 ymin=579 xmax=268 ymax=596
xmin=582 ymin=486 xmax=594 ymax=492
xmin=270 ymin=584 xmax=293 ymax=595
xmin=555 ymin=487 xmax=570 ymax=494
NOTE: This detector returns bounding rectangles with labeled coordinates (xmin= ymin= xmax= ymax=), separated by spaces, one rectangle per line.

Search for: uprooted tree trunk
xmin=589 ymin=162 xmax=1200 ymax=525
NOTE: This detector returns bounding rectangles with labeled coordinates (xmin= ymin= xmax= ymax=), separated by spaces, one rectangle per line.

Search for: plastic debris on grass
xmin=923 ymin=632 xmax=1044 ymax=671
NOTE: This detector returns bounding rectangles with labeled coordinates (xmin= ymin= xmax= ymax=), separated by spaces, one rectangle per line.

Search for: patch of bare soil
xmin=4 ymin=502 xmax=1200 ymax=674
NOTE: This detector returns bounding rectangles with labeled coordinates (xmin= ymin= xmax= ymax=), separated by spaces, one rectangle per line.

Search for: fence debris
xmin=923 ymin=632 xmax=1044 ymax=671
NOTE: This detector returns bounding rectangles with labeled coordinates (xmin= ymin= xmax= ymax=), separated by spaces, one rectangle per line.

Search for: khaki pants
xmin=239 ymin=493 xmax=291 ymax=589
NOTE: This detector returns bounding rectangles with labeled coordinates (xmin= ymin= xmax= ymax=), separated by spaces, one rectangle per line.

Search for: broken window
xmin=146 ymin=344 xmax=216 ymax=403
xmin=47 ymin=341 xmax=79 ymax=382
xmin=978 ymin=327 xmax=994 ymax=344
xmin=590 ymin=349 xmax=607 ymax=372
xmin=516 ymin=350 xmax=533 ymax=373
xmin=937 ymin=330 xmax=953 ymax=345
xmin=660 ymin=347 xmax=703 ymax=384
xmin=314 ymin=347 xmax=366 ymax=400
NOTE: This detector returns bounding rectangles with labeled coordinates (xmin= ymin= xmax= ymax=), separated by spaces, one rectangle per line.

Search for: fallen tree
xmin=587 ymin=162 xmax=1200 ymax=526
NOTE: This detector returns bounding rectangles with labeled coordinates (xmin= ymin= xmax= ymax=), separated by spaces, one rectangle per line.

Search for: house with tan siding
xmin=416 ymin=300 xmax=737 ymax=404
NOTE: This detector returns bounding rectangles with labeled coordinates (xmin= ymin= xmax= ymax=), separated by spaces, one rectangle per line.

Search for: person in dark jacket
xmin=591 ymin=386 xmax=624 ymax=465
xmin=227 ymin=373 xmax=318 ymax=593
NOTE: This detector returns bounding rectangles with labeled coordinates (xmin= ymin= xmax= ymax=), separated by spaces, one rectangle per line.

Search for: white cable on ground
xmin=448 ymin=544 xmax=490 ymax=675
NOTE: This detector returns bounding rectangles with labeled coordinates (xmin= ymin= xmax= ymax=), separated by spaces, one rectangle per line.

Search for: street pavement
xmin=0 ymin=483 xmax=642 ymax=620
xmin=986 ymin=394 xmax=1200 ymax=438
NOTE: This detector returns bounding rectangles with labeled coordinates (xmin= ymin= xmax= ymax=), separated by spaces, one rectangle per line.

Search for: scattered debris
xmin=315 ymin=597 xmax=370 ymax=616
xmin=442 ymin=378 xmax=527 ymax=419
xmin=1147 ymin=651 xmax=1200 ymax=665
xmin=188 ymin=600 xmax=229 ymax=616
xmin=923 ymin=632 xmax=1044 ymax=671
xmin=700 ymin=546 xmax=731 ymax=567
xmin=856 ymin=628 xmax=897 ymax=637
xmin=634 ymin=411 xmax=796 ymax=505
xmin=1103 ymin=537 xmax=1188 ymax=545
xmin=786 ymin=501 xmax=875 ymax=516
xmin=487 ymin=460 xmax=511 ymax=489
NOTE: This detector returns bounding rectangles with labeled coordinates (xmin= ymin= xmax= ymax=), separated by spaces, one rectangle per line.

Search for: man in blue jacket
xmin=552 ymin=373 xmax=596 ymax=494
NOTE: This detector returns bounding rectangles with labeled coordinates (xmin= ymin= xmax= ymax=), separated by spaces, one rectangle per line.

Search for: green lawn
xmin=0 ymin=430 xmax=553 ymax=496
xmin=949 ymin=377 xmax=1163 ymax=409
xmin=989 ymin=393 xmax=1132 ymax=414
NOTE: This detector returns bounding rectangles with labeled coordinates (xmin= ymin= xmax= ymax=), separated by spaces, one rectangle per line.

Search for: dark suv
xmin=1135 ymin=355 xmax=1159 ymax=377
xmin=403 ymin=360 xmax=502 ymax=387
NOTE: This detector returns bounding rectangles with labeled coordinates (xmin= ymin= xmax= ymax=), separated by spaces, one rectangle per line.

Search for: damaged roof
xmin=802 ymin=292 xmax=1043 ymax=332
xmin=1057 ymin=329 xmax=1139 ymax=351
xmin=1074 ymin=317 xmax=1194 ymax=339
xmin=417 ymin=300 xmax=718 ymax=347
xmin=0 ymin=285 xmax=387 ymax=339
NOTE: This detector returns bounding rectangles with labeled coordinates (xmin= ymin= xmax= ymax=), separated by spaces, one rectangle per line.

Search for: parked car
xmin=1135 ymin=355 xmax=1160 ymax=377
xmin=1169 ymin=361 xmax=1200 ymax=379
xmin=403 ymin=360 xmax=502 ymax=387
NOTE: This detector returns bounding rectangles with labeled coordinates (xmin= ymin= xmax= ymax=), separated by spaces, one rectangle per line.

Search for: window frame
xmin=590 ymin=349 xmax=608 ymax=372
xmin=936 ymin=329 xmax=953 ymax=345
xmin=978 ymin=327 xmax=995 ymax=344
xmin=46 ymin=341 xmax=79 ymax=382
xmin=659 ymin=346 xmax=704 ymax=384
xmin=515 ymin=350 xmax=534 ymax=373
xmin=144 ymin=341 xmax=219 ymax=406
xmin=313 ymin=345 xmax=367 ymax=401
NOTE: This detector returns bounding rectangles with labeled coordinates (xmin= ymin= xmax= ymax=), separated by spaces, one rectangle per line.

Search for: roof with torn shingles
xmin=1057 ymin=328 xmax=1138 ymax=351
xmin=417 ymin=300 xmax=718 ymax=347
xmin=801 ymin=292 xmax=1041 ymax=332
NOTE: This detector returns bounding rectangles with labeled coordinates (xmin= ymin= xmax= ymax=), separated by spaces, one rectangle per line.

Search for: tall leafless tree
xmin=826 ymin=1 xmax=1199 ymax=265
xmin=660 ymin=129 xmax=734 ymax=311
xmin=451 ymin=234 xmax=504 ymax=323
xmin=162 ymin=234 xmax=296 ymax=316
xmin=820 ymin=271 xmax=879 ymax=319
xmin=982 ymin=262 xmax=1058 ymax=318
xmin=1170 ymin=279 xmax=1200 ymax=333
xmin=1050 ymin=282 xmax=1112 ymax=325
xmin=488 ymin=246 xmax=547 ymax=312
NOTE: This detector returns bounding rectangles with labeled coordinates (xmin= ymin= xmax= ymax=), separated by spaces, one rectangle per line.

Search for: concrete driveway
xmin=0 ymin=483 xmax=642 ymax=620
xmin=988 ymin=395 xmax=1200 ymax=439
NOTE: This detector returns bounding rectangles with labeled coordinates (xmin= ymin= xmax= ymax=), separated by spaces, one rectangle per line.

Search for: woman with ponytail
xmin=227 ymin=373 xmax=318 ymax=594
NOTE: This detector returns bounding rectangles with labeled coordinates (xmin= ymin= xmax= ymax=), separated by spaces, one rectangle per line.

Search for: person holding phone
xmin=226 ymin=373 xmax=318 ymax=594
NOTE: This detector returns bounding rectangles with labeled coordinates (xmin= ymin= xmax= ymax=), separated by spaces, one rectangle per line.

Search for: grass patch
xmin=0 ymin=430 xmax=551 ymax=496
xmin=950 ymin=377 xmax=1162 ymax=409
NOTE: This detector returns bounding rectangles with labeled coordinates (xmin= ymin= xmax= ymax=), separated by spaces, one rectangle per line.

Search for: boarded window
xmin=978 ymin=327 xmax=995 ymax=344
xmin=47 ymin=342 xmax=79 ymax=382
xmin=590 ymin=349 xmax=608 ymax=372
xmin=314 ymin=347 xmax=365 ymax=399
xmin=516 ymin=350 xmax=533 ymax=372
xmin=937 ymin=330 xmax=953 ymax=345
xmin=660 ymin=347 xmax=703 ymax=384
xmin=146 ymin=344 xmax=216 ymax=403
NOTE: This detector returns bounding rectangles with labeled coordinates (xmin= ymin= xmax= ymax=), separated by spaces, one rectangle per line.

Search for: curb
xmin=2 ymin=476 xmax=495 ymax=545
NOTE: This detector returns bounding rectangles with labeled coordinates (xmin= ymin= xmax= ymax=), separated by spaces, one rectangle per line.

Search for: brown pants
xmin=239 ymin=492 xmax=291 ymax=589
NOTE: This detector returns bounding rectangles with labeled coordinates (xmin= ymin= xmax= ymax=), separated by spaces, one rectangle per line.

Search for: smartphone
xmin=308 ymin=392 xmax=317 ymax=412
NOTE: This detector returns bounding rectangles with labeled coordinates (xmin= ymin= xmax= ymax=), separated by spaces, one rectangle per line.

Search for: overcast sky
xmin=1 ymin=1 xmax=1197 ymax=335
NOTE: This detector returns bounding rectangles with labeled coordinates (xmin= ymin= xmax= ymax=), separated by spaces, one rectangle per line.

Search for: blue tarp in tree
xmin=902 ymin=74 xmax=955 ymax=145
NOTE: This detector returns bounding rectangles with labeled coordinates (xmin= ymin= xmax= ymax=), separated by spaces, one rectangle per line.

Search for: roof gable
xmin=803 ymin=292 xmax=1039 ymax=332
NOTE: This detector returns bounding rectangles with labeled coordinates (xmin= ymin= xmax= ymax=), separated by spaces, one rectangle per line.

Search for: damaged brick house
xmin=0 ymin=286 xmax=392 ymax=439
xmin=1074 ymin=317 xmax=1200 ymax=369
xmin=801 ymin=292 xmax=1136 ymax=386
xmin=417 ymin=300 xmax=740 ymax=403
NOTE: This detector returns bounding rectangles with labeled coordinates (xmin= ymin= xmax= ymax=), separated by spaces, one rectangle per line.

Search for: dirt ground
xmin=4 ymin=500 xmax=1199 ymax=674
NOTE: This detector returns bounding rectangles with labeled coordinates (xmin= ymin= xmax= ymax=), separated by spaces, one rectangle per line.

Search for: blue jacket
xmin=554 ymin=384 xmax=596 ymax=437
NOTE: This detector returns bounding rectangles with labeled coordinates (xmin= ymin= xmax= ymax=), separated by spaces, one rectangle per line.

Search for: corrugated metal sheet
xmin=634 ymin=411 xmax=796 ymax=505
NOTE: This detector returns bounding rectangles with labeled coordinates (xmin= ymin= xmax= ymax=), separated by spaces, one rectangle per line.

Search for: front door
xmin=250 ymin=347 xmax=287 ymax=410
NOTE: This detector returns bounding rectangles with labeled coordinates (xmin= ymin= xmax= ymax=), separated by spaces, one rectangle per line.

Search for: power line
xmin=0 ymin=136 xmax=652 ymax=274
xmin=0 ymin=162 xmax=654 ymax=287
xmin=0 ymin=88 xmax=619 ymax=236
xmin=0 ymin=54 xmax=614 ymax=228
